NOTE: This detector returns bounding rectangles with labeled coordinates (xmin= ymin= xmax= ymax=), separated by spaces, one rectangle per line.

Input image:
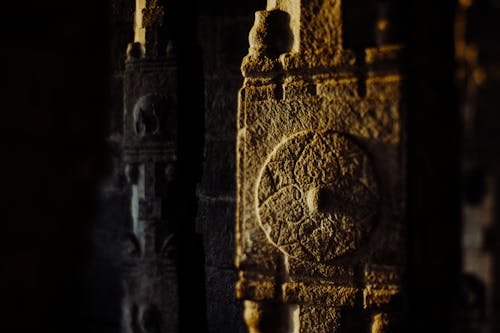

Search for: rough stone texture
xmin=197 ymin=13 xmax=260 ymax=332
xmin=236 ymin=0 xmax=404 ymax=331
xmin=198 ymin=199 xmax=236 ymax=268
xmin=299 ymin=307 xmax=342 ymax=333
xmin=120 ymin=1 xmax=180 ymax=332
xmin=256 ymin=130 xmax=379 ymax=262
xmin=205 ymin=267 xmax=248 ymax=333
xmin=121 ymin=78 xmax=180 ymax=333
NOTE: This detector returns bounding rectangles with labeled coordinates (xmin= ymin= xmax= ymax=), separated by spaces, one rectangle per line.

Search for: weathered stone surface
xmin=282 ymin=283 xmax=358 ymax=307
xmin=200 ymin=140 xmax=236 ymax=197
xmin=203 ymin=77 xmax=240 ymax=141
xmin=205 ymin=267 xmax=247 ymax=333
xmin=197 ymin=198 xmax=236 ymax=267
xmin=299 ymin=306 xmax=342 ymax=333
xmin=236 ymin=0 xmax=404 ymax=331
xmin=256 ymin=129 xmax=379 ymax=262
xmin=120 ymin=2 xmax=180 ymax=332
xmin=197 ymin=11 xmax=261 ymax=333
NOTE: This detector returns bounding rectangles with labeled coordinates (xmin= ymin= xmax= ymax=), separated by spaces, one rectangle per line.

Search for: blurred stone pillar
xmin=121 ymin=0 xmax=179 ymax=332
xmin=236 ymin=0 xmax=405 ymax=331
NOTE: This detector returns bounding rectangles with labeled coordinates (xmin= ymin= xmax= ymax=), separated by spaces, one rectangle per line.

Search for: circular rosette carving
xmin=256 ymin=130 xmax=379 ymax=262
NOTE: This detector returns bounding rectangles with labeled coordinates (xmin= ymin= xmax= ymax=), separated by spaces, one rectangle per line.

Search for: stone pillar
xmin=236 ymin=1 xmax=404 ymax=331
xmin=121 ymin=1 xmax=179 ymax=332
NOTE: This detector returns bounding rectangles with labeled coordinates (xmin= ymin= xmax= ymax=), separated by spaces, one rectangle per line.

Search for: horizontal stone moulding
xmin=363 ymin=285 xmax=401 ymax=309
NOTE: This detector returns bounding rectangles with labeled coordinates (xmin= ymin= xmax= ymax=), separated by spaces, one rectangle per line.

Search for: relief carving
xmin=122 ymin=2 xmax=178 ymax=330
xmin=248 ymin=10 xmax=293 ymax=57
xmin=256 ymin=130 xmax=379 ymax=262
xmin=133 ymin=94 xmax=171 ymax=140
xmin=237 ymin=1 xmax=404 ymax=330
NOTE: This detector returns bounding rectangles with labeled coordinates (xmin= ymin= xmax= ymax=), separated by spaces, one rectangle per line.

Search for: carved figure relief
xmin=256 ymin=130 xmax=379 ymax=262
xmin=133 ymin=94 xmax=170 ymax=139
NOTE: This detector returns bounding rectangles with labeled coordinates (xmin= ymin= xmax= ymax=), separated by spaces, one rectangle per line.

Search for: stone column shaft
xmin=236 ymin=1 xmax=405 ymax=331
xmin=121 ymin=0 xmax=179 ymax=332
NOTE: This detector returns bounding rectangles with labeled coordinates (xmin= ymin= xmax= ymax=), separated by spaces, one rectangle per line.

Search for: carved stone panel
xmin=121 ymin=2 xmax=179 ymax=332
xmin=236 ymin=1 xmax=405 ymax=332
xmin=256 ymin=130 xmax=379 ymax=262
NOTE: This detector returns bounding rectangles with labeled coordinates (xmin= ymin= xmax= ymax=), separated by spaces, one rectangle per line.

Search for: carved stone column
xmin=121 ymin=1 xmax=179 ymax=332
xmin=236 ymin=1 xmax=404 ymax=331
